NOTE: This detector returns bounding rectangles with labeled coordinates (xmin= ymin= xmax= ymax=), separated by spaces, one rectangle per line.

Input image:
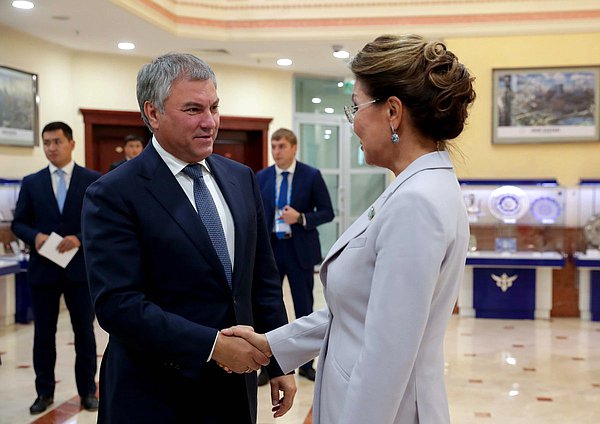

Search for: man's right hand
xmin=211 ymin=332 xmax=270 ymax=374
xmin=34 ymin=233 xmax=49 ymax=251
xmin=220 ymin=325 xmax=272 ymax=357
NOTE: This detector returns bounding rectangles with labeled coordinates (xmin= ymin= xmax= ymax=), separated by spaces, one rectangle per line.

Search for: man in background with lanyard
xmin=256 ymin=128 xmax=334 ymax=385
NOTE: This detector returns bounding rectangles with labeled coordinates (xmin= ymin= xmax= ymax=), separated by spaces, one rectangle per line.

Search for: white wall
xmin=0 ymin=25 xmax=293 ymax=178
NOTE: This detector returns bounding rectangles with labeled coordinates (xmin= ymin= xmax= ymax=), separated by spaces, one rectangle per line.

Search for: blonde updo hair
xmin=350 ymin=34 xmax=476 ymax=143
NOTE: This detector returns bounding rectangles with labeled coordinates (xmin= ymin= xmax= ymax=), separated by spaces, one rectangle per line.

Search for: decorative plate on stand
xmin=488 ymin=185 xmax=529 ymax=222
xmin=584 ymin=214 xmax=600 ymax=248
xmin=530 ymin=196 xmax=561 ymax=224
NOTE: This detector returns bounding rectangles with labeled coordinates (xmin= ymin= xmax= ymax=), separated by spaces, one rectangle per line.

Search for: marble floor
xmin=1 ymin=278 xmax=599 ymax=424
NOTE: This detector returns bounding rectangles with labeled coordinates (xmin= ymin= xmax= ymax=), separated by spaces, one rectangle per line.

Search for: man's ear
xmin=144 ymin=101 xmax=160 ymax=131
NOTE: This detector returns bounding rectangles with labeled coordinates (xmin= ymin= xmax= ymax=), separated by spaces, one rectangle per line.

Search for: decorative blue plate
xmin=488 ymin=185 xmax=529 ymax=222
xmin=530 ymin=196 xmax=561 ymax=223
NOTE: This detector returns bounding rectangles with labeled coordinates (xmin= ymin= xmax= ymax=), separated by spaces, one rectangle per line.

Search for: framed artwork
xmin=0 ymin=65 xmax=39 ymax=147
xmin=492 ymin=66 xmax=600 ymax=144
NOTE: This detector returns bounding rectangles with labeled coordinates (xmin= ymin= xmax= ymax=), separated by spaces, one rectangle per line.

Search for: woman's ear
xmin=388 ymin=96 xmax=403 ymax=127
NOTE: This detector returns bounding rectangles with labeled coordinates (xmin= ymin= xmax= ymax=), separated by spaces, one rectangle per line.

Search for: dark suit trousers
xmin=271 ymin=235 xmax=315 ymax=370
xmin=30 ymin=278 xmax=97 ymax=397
xmin=97 ymin=357 xmax=253 ymax=424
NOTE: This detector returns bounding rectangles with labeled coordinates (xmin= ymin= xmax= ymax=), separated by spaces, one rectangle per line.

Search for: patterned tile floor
xmin=1 ymin=278 xmax=598 ymax=423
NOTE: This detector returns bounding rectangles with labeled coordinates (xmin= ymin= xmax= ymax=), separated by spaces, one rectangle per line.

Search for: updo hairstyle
xmin=350 ymin=34 xmax=476 ymax=143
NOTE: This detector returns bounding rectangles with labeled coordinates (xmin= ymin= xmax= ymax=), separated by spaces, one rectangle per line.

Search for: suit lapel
xmin=63 ymin=164 xmax=81 ymax=213
xmin=320 ymin=151 xmax=455 ymax=282
xmin=290 ymin=162 xmax=304 ymax=206
xmin=40 ymin=167 xmax=61 ymax=216
xmin=206 ymin=155 xmax=244 ymax=290
xmin=141 ymin=146 xmax=227 ymax=286
xmin=261 ymin=166 xmax=276 ymax=230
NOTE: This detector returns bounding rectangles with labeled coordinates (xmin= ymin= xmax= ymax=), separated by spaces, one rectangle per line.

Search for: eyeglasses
xmin=344 ymin=99 xmax=379 ymax=124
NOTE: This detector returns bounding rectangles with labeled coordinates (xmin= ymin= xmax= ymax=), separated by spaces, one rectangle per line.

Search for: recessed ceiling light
xmin=324 ymin=108 xmax=334 ymax=114
xmin=337 ymin=81 xmax=344 ymax=88
xmin=277 ymin=58 xmax=292 ymax=67
xmin=333 ymin=50 xmax=349 ymax=59
xmin=118 ymin=42 xmax=135 ymax=50
xmin=311 ymin=97 xmax=322 ymax=104
xmin=12 ymin=1 xmax=34 ymax=9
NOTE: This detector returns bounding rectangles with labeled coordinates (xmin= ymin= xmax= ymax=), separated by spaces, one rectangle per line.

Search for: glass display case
xmin=0 ymin=178 xmax=20 ymax=224
xmin=573 ymin=179 xmax=600 ymax=321
xmin=0 ymin=178 xmax=25 ymax=325
xmin=458 ymin=179 xmax=566 ymax=319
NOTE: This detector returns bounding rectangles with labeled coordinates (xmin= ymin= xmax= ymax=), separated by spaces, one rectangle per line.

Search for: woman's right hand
xmin=220 ymin=325 xmax=272 ymax=357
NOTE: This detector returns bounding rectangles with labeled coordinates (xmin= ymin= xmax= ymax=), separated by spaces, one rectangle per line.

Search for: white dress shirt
xmin=273 ymin=160 xmax=296 ymax=231
xmin=48 ymin=160 xmax=74 ymax=196
xmin=152 ymin=137 xmax=235 ymax=267
xmin=274 ymin=160 xmax=296 ymax=208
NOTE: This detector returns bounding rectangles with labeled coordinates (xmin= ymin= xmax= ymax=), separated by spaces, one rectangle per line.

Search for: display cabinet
xmin=458 ymin=179 xmax=566 ymax=319
xmin=574 ymin=179 xmax=600 ymax=321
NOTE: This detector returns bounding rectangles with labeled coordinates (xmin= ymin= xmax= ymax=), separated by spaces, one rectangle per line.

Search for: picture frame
xmin=492 ymin=66 xmax=600 ymax=144
xmin=0 ymin=65 xmax=39 ymax=147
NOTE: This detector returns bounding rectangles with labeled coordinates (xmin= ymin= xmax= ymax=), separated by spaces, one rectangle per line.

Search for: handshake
xmin=212 ymin=326 xmax=297 ymax=418
xmin=211 ymin=325 xmax=271 ymax=374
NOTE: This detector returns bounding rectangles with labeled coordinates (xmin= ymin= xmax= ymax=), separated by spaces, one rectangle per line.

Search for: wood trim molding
xmin=79 ymin=109 xmax=272 ymax=170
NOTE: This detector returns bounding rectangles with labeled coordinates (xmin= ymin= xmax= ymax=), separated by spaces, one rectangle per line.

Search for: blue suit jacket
xmin=82 ymin=144 xmax=288 ymax=423
xmin=11 ymin=164 xmax=101 ymax=285
xmin=256 ymin=161 xmax=334 ymax=268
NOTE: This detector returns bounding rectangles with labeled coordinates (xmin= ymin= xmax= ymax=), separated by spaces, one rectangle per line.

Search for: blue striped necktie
xmin=55 ymin=169 xmax=67 ymax=213
xmin=183 ymin=164 xmax=232 ymax=288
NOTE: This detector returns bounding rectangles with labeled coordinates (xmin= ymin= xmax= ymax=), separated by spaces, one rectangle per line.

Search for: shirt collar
xmin=152 ymin=136 xmax=211 ymax=176
xmin=49 ymin=160 xmax=75 ymax=176
xmin=275 ymin=160 xmax=296 ymax=175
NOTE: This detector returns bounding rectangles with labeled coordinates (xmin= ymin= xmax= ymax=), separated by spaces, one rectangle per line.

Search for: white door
xmin=294 ymin=113 xmax=389 ymax=255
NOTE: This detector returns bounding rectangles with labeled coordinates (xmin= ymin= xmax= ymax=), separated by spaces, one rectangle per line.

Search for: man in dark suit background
xmin=12 ymin=121 xmax=100 ymax=414
xmin=256 ymin=128 xmax=334 ymax=384
xmin=82 ymin=53 xmax=296 ymax=423
xmin=108 ymin=134 xmax=144 ymax=171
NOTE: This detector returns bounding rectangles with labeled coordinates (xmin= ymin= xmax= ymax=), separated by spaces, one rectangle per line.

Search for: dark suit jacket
xmin=11 ymin=164 xmax=101 ymax=285
xmin=256 ymin=161 xmax=334 ymax=268
xmin=82 ymin=143 xmax=288 ymax=423
xmin=108 ymin=158 xmax=126 ymax=171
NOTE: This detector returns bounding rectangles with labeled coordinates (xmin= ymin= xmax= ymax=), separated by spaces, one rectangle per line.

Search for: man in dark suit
xmin=82 ymin=53 xmax=296 ymax=424
xmin=256 ymin=128 xmax=334 ymax=384
xmin=11 ymin=121 xmax=100 ymax=414
xmin=108 ymin=134 xmax=145 ymax=171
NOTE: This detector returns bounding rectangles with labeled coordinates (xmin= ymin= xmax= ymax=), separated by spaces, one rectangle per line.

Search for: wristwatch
xmin=297 ymin=213 xmax=305 ymax=226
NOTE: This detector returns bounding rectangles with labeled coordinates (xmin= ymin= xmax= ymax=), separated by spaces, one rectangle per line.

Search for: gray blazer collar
xmin=321 ymin=151 xmax=454 ymax=269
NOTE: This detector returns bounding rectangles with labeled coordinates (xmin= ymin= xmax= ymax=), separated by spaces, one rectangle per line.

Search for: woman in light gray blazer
xmin=223 ymin=34 xmax=476 ymax=423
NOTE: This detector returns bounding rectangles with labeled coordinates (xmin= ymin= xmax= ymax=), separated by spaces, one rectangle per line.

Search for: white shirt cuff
xmin=207 ymin=331 xmax=219 ymax=362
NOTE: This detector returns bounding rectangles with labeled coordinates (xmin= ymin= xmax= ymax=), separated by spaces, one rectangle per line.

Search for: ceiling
xmin=1 ymin=0 xmax=599 ymax=79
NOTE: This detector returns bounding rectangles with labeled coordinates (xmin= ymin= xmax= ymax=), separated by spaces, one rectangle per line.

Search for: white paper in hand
xmin=37 ymin=232 xmax=78 ymax=268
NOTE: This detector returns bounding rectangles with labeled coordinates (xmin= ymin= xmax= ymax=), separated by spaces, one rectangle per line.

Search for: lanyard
xmin=274 ymin=172 xmax=292 ymax=209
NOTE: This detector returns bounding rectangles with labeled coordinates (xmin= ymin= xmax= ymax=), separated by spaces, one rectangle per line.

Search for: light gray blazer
xmin=267 ymin=151 xmax=469 ymax=424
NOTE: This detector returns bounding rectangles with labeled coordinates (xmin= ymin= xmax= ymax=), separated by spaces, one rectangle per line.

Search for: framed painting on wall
xmin=492 ymin=66 xmax=600 ymax=144
xmin=0 ymin=65 xmax=39 ymax=147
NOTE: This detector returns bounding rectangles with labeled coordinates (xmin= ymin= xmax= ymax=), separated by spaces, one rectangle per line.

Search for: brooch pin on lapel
xmin=368 ymin=206 xmax=375 ymax=221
